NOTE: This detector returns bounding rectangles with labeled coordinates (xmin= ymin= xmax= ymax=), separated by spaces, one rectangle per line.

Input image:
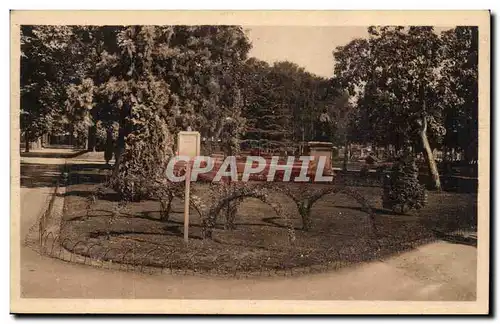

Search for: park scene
xmin=19 ymin=25 xmax=478 ymax=300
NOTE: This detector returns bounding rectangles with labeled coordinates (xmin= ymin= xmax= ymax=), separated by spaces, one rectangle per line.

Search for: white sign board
xmin=177 ymin=131 xmax=200 ymax=159
xmin=177 ymin=131 xmax=200 ymax=244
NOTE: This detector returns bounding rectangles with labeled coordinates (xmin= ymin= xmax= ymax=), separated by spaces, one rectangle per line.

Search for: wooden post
xmin=184 ymin=160 xmax=192 ymax=244
xmin=177 ymin=130 xmax=200 ymax=244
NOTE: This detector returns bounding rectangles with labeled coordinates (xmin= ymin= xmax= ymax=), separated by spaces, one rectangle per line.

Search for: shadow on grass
xmin=20 ymin=152 xmax=108 ymax=188
xmin=333 ymin=205 xmax=401 ymax=216
xmin=66 ymin=164 xmax=112 ymax=186
xmin=60 ymin=190 xmax=121 ymax=202
xmin=20 ymin=163 xmax=62 ymax=188
xmin=20 ymin=149 xmax=87 ymax=159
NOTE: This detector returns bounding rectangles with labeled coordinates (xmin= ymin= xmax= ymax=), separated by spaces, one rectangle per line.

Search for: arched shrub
xmin=199 ymin=183 xmax=295 ymax=242
xmin=257 ymin=183 xmax=375 ymax=233
xmin=309 ymin=186 xmax=376 ymax=233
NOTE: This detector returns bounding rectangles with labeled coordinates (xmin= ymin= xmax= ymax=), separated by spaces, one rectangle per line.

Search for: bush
xmin=382 ymin=151 xmax=427 ymax=214
xmin=111 ymin=113 xmax=174 ymax=201
xmin=360 ymin=165 xmax=370 ymax=177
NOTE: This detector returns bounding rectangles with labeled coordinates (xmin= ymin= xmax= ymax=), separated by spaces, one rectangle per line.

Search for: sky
xmin=245 ymin=26 xmax=452 ymax=79
xmin=245 ymin=26 xmax=370 ymax=78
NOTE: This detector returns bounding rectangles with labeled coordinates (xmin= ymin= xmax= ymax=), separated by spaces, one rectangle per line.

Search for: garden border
xmin=29 ymin=160 xmax=475 ymax=278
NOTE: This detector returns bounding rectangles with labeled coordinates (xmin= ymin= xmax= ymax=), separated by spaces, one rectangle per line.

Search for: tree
xmin=94 ymin=26 xmax=175 ymax=200
xmin=70 ymin=26 xmax=123 ymax=152
xmin=334 ymin=26 xmax=445 ymax=191
xmin=241 ymin=58 xmax=332 ymax=153
xmin=241 ymin=58 xmax=290 ymax=149
xmin=382 ymin=148 xmax=427 ymax=214
xmin=440 ymin=27 xmax=479 ymax=163
xmin=330 ymin=90 xmax=358 ymax=170
xmin=20 ymin=25 xmax=118 ymax=152
xmin=163 ymin=26 xmax=251 ymax=146
xmin=80 ymin=26 xmax=252 ymax=199
xmin=20 ymin=26 xmax=76 ymax=151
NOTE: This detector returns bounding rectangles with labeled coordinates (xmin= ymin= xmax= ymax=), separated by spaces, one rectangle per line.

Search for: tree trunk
xmin=113 ymin=103 xmax=131 ymax=178
xmin=69 ymin=124 xmax=74 ymax=147
xmin=420 ymin=118 xmax=441 ymax=191
xmin=160 ymin=193 xmax=174 ymax=222
xmin=342 ymin=140 xmax=349 ymax=171
xmin=104 ymin=128 xmax=114 ymax=165
xmin=42 ymin=133 xmax=49 ymax=148
xmin=112 ymin=131 xmax=125 ymax=178
xmin=87 ymin=125 xmax=97 ymax=152
xmin=24 ymin=133 xmax=30 ymax=153
xmin=300 ymin=204 xmax=312 ymax=231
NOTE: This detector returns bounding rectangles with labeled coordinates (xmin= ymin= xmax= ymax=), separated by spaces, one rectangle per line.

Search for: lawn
xmin=58 ymin=164 xmax=477 ymax=275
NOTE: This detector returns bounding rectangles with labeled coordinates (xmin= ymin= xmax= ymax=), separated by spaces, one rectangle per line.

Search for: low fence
xmin=33 ymin=181 xmax=60 ymax=247
xmin=31 ymin=160 xmax=477 ymax=277
xmin=35 ymin=213 xmax=475 ymax=278
xmin=37 ymin=228 xmax=438 ymax=278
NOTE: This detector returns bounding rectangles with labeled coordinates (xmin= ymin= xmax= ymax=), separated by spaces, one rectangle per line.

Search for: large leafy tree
xmin=20 ymin=25 xmax=77 ymax=151
xmin=241 ymin=59 xmax=291 ymax=148
xmin=20 ymin=25 xmax=116 ymax=151
xmin=269 ymin=61 xmax=334 ymax=145
xmin=329 ymin=90 xmax=359 ymax=170
xmin=91 ymin=26 xmax=178 ymax=199
xmin=162 ymin=26 xmax=251 ymax=154
xmin=85 ymin=26 xmax=252 ymax=199
xmin=334 ymin=26 xmax=445 ymax=191
xmin=440 ymin=26 xmax=478 ymax=163
xmin=68 ymin=26 xmax=123 ymax=151
xmin=241 ymin=58 xmax=332 ymax=153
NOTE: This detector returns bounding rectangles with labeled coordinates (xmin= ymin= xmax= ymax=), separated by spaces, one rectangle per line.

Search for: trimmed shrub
xmin=382 ymin=151 xmax=427 ymax=214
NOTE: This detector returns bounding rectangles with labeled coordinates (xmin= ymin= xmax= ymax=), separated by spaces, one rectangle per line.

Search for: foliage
xmin=20 ymin=25 xmax=253 ymax=186
xmin=90 ymin=26 xmax=252 ymax=198
xmin=382 ymin=150 xmax=427 ymax=214
xmin=164 ymin=26 xmax=251 ymax=139
xmin=439 ymin=27 xmax=479 ymax=162
xmin=260 ymin=182 xmax=375 ymax=232
xmin=198 ymin=182 xmax=296 ymax=242
xmin=241 ymin=58 xmax=337 ymax=151
xmin=329 ymin=91 xmax=356 ymax=144
xmin=106 ymin=200 xmax=129 ymax=239
xmin=90 ymin=27 xmax=171 ymax=199
xmin=332 ymin=25 xmax=479 ymax=169
xmin=106 ymin=79 xmax=175 ymax=200
xmin=219 ymin=92 xmax=246 ymax=156
xmin=333 ymin=26 xmax=451 ymax=190
xmin=20 ymin=26 xmax=116 ymax=150
xmin=20 ymin=26 xmax=76 ymax=149
xmin=334 ymin=27 xmax=444 ymax=148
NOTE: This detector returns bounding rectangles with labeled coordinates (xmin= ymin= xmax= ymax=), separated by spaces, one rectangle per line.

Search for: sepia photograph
xmin=10 ymin=10 xmax=490 ymax=314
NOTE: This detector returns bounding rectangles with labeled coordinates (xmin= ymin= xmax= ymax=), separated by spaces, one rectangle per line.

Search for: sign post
xmin=183 ymin=161 xmax=192 ymax=243
xmin=177 ymin=131 xmax=200 ymax=244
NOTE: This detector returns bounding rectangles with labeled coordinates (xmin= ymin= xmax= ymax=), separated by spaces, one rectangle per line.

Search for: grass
xmin=59 ymin=164 xmax=477 ymax=275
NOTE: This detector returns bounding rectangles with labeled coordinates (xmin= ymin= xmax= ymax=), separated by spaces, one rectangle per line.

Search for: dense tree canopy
xmin=333 ymin=26 xmax=479 ymax=190
xmin=241 ymin=58 xmax=336 ymax=153
xmin=20 ymin=24 xmax=478 ymax=195
xmin=20 ymin=25 xmax=253 ymax=199
xmin=440 ymin=27 xmax=479 ymax=162
xmin=20 ymin=26 xmax=78 ymax=150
